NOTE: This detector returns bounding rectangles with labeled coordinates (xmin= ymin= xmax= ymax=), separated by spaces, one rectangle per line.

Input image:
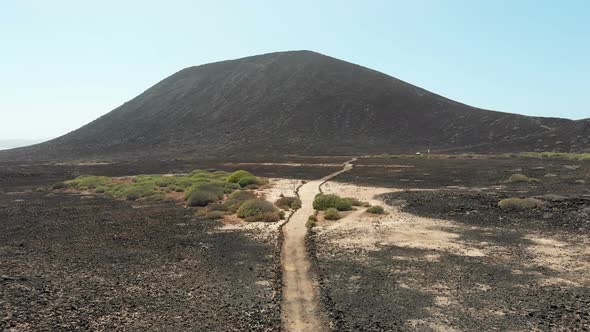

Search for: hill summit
xmin=2 ymin=50 xmax=588 ymax=160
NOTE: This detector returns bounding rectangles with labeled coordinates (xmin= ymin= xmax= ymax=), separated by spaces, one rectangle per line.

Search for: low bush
xmin=62 ymin=170 xmax=264 ymax=208
xmin=306 ymin=216 xmax=317 ymax=228
xmin=142 ymin=193 xmax=173 ymax=203
xmin=237 ymin=199 xmax=280 ymax=222
xmin=261 ymin=212 xmax=281 ymax=222
xmin=324 ymin=208 xmax=341 ymax=220
xmin=227 ymin=170 xmax=254 ymax=184
xmin=507 ymin=174 xmax=539 ymax=183
xmin=334 ymin=198 xmax=353 ymax=211
xmin=205 ymin=211 xmax=225 ymax=220
xmin=518 ymin=152 xmax=590 ymax=161
xmin=65 ymin=175 xmax=110 ymax=190
xmin=498 ymin=197 xmax=545 ymax=209
xmin=237 ymin=175 xmax=264 ymax=188
xmin=187 ymin=190 xmax=219 ymax=206
xmin=366 ymin=205 xmax=385 ymax=214
xmin=275 ymin=196 xmax=302 ymax=210
xmin=123 ymin=184 xmax=159 ymax=201
xmin=343 ymin=197 xmax=363 ymax=206
xmin=313 ymin=194 xmax=352 ymax=211
xmin=225 ymin=190 xmax=257 ymax=212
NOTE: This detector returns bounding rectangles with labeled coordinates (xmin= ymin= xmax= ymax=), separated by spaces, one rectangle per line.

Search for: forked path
xmin=281 ymin=158 xmax=355 ymax=332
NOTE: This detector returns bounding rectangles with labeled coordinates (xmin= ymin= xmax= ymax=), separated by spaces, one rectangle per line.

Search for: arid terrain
xmin=1 ymin=154 xmax=589 ymax=331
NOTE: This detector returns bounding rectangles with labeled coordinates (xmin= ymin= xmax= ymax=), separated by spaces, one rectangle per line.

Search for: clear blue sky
xmin=1 ymin=0 xmax=588 ymax=140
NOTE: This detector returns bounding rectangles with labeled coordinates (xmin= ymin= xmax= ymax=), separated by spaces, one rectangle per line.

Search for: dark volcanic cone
xmin=2 ymin=51 xmax=587 ymax=161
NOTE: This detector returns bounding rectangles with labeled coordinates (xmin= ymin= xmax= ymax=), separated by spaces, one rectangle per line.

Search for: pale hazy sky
xmin=1 ymin=0 xmax=589 ymax=140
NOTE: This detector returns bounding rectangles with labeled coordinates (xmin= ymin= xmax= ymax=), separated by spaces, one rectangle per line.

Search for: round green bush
xmin=334 ymin=198 xmax=353 ymax=211
xmin=275 ymin=196 xmax=302 ymax=210
xmin=366 ymin=205 xmax=385 ymax=214
xmin=187 ymin=190 xmax=218 ymax=207
xmin=237 ymin=199 xmax=278 ymax=220
xmin=498 ymin=197 xmax=544 ymax=209
xmin=261 ymin=212 xmax=281 ymax=222
xmin=313 ymin=194 xmax=340 ymax=210
xmin=227 ymin=170 xmax=254 ymax=183
xmin=324 ymin=208 xmax=341 ymax=220
xmin=237 ymin=175 xmax=262 ymax=188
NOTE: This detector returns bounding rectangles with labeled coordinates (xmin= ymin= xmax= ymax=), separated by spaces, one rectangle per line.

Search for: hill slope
xmin=2 ymin=51 xmax=588 ymax=160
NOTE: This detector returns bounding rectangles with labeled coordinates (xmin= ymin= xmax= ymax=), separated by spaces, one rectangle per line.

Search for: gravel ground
xmin=0 ymin=191 xmax=282 ymax=331
xmin=309 ymin=157 xmax=590 ymax=331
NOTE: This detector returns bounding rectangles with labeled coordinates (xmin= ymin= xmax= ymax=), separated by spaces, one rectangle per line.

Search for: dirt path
xmin=281 ymin=159 xmax=355 ymax=332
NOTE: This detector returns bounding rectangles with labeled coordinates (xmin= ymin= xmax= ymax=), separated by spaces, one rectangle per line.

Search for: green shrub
xmin=498 ymin=197 xmax=544 ymax=209
xmin=184 ymin=182 xmax=225 ymax=200
xmin=227 ymin=170 xmax=254 ymax=183
xmin=313 ymin=194 xmax=352 ymax=211
xmin=275 ymin=196 xmax=302 ymax=210
xmin=225 ymin=190 xmax=257 ymax=212
xmin=224 ymin=182 xmax=241 ymax=192
xmin=205 ymin=211 xmax=225 ymax=220
xmin=366 ymin=205 xmax=385 ymax=214
xmin=324 ymin=208 xmax=341 ymax=220
xmin=343 ymin=197 xmax=363 ymax=206
xmin=123 ymin=184 xmax=158 ymax=201
xmin=187 ymin=190 xmax=219 ymax=206
xmin=65 ymin=175 xmax=110 ymax=190
xmin=306 ymin=215 xmax=318 ymax=228
xmin=334 ymin=198 xmax=353 ymax=211
xmin=518 ymin=152 xmax=590 ymax=161
xmin=237 ymin=175 xmax=263 ymax=188
xmin=142 ymin=193 xmax=172 ymax=203
xmin=237 ymin=199 xmax=279 ymax=221
xmin=261 ymin=212 xmax=281 ymax=222
xmin=507 ymin=174 xmax=539 ymax=183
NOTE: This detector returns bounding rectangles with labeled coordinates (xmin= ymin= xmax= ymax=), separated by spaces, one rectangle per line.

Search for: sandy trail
xmin=281 ymin=159 xmax=355 ymax=332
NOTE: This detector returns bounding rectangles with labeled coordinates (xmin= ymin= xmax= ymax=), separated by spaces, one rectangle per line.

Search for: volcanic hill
xmin=2 ymin=51 xmax=588 ymax=161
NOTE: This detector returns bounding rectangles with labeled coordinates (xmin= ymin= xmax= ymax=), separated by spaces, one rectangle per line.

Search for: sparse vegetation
xmin=517 ymin=152 xmax=590 ymax=161
xmin=306 ymin=215 xmax=317 ymax=228
xmin=498 ymin=197 xmax=545 ymax=209
xmin=64 ymin=175 xmax=110 ymax=190
xmin=323 ymin=208 xmax=341 ymax=220
xmin=343 ymin=197 xmax=363 ymax=206
xmin=313 ymin=193 xmax=352 ymax=211
xmin=237 ymin=198 xmax=281 ymax=222
xmin=61 ymin=170 xmax=267 ymax=209
xmin=275 ymin=196 xmax=302 ymax=210
xmin=507 ymin=173 xmax=539 ymax=183
xmin=366 ymin=205 xmax=385 ymax=214
xmin=205 ymin=211 xmax=225 ymax=220
xmin=227 ymin=170 xmax=254 ymax=183
xmin=187 ymin=190 xmax=219 ymax=206
xmin=225 ymin=190 xmax=257 ymax=213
